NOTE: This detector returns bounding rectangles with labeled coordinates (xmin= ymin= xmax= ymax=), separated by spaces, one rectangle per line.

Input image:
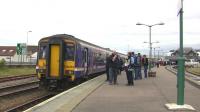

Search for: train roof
xmin=39 ymin=34 xmax=112 ymax=51
xmin=39 ymin=34 xmax=125 ymax=56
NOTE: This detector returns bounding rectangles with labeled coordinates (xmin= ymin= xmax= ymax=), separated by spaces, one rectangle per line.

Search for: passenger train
xmin=36 ymin=34 xmax=126 ymax=88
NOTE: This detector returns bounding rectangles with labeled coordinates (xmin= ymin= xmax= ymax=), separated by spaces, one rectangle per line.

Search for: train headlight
xmin=40 ymin=69 xmax=44 ymax=73
xmin=65 ymin=70 xmax=74 ymax=75
xmin=39 ymin=69 xmax=46 ymax=73
xmin=36 ymin=66 xmax=39 ymax=70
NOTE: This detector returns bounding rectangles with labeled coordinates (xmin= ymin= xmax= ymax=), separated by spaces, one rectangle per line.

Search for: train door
xmin=50 ymin=45 xmax=60 ymax=77
xmin=83 ymin=48 xmax=88 ymax=75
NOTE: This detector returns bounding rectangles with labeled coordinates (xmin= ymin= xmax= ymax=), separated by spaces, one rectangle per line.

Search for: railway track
xmin=0 ymin=74 xmax=36 ymax=83
xmin=4 ymin=94 xmax=54 ymax=112
xmin=0 ymin=81 xmax=39 ymax=97
xmin=0 ymin=73 xmax=103 ymax=111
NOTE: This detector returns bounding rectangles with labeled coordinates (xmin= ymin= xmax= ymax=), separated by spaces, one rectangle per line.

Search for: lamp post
xmin=26 ymin=31 xmax=32 ymax=62
xmin=153 ymin=47 xmax=160 ymax=59
xmin=136 ymin=22 xmax=164 ymax=71
xmin=157 ymin=49 xmax=163 ymax=60
xmin=165 ymin=0 xmax=195 ymax=110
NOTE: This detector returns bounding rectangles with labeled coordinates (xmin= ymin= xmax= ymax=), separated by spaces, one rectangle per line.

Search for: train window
xmin=65 ymin=43 xmax=75 ymax=60
xmin=39 ymin=46 xmax=46 ymax=59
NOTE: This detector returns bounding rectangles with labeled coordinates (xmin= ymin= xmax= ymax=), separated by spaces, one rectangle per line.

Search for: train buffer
xmin=25 ymin=66 xmax=200 ymax=112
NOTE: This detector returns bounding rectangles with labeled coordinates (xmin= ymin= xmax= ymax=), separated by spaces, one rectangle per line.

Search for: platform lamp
xmin=136 ymin=22 xmax=164 ymax=72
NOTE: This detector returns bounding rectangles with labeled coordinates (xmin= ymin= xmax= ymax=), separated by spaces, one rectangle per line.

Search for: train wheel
xmin=73 ymin=78 xmax=81 ymax=85
xmin=39 ymin=78 xmax=47 ymax=89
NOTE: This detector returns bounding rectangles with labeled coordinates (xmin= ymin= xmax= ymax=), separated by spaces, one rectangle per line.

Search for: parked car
xmin=185 ymin=59 xmax=199 ymax=68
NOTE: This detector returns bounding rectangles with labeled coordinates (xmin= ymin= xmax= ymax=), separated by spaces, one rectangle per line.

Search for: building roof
xmin=173 ymin=47 xmax=197 ymax=55
xmin=0 ymin=46 xmax=38 ymax=56
xmin=0 ymin=46 xmax=16 ymax=56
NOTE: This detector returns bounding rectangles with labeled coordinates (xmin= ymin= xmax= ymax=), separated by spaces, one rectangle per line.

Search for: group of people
xmin=106 ymin=51 xmax=149 ymax=86
xmin=124 ymin=52 xmax=149 ymax=86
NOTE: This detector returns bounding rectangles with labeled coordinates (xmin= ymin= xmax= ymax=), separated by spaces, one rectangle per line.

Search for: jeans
xmin=109 ymin=68 xmax=113 ymax=84
xmin=109 ymin=68 xmax=118 ymax=84
xmin=144 ymin=65 xmax=148 ymax=78
xmin=134 ymin=67 xmax=139 ymax=80
xmin=138 ymin=66 xmax=142 ymax=79
xmin=126 ymin=68 xmax=134 ymax=85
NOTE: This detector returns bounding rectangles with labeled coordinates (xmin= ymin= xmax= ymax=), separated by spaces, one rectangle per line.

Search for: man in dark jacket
xmin=108 ymin=52 xmax=119 ymax=85
xmin=142 ymin=55 xmax=148 ymax=78
xmin=125 ymin=52 xmax=134 ymax=86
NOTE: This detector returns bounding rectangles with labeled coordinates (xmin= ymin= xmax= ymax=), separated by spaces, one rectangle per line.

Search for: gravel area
xmin=0 ymin=88 xmax=48 ymax=111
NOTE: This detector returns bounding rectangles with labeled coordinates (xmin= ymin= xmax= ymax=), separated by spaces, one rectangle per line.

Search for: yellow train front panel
xmin=50 ymin=45 xmax=60 ymax=77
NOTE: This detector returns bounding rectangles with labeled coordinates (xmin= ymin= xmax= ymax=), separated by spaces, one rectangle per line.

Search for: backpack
xmin=134 ymin=56 xmax=138 ymax=65
xmin=130 ymin=56 xmax=134 ymax=65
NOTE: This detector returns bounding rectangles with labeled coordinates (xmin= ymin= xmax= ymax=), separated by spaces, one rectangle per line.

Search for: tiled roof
xmin=0 ymin=46 xmax=16 ymax=56
xmin=173 ymin=47 xmax=197 ymax=55
xmin=0 ymin=46 xmax=38 ymax=56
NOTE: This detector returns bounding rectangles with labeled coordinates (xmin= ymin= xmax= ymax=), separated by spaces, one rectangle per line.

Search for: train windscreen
xmin=65 ymin=43 xmax=75 ymax=60
xmin=39 ymin=45 xmax=47 ymax=59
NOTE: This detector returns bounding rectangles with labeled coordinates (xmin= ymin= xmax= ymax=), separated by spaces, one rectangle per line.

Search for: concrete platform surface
xmin=72 ymin=66 xmax=200 ymax=112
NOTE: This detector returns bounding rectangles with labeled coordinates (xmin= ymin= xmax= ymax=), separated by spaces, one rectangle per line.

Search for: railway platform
xmin=25 ymin=66 xmax=200 ymax=112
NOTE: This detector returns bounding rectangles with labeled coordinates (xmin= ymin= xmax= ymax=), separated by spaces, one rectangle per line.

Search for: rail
xmin=5 ymin=94 xmax=54 ymax=112
xmin=0 ymin=74 xmax=36 ymax=83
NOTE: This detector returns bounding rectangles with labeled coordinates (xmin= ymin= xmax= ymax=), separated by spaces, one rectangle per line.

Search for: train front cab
xmin=37 ymin=37 xmax=76 ymax=89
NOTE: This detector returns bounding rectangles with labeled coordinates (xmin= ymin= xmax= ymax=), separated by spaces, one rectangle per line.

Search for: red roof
xmin=0 ymin=46 xmax=16 ymax=56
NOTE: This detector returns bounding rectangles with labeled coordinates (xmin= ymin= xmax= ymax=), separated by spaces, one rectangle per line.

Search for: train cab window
xmin=39 ymin=46 xmax=46 ymax=59
xmin=65 ymin=43 xmax=75 ymax=60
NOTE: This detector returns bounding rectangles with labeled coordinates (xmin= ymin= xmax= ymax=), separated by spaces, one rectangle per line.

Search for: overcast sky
xmin=0 ymin=0 xmax=200 ymax=54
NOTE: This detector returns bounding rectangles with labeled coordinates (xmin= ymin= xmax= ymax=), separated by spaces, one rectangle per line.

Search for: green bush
xmin=0 ymin=59 xmax=6 ymax=68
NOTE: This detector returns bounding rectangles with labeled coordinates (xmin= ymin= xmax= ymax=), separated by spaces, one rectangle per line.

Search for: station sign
xmin=16 ymin=43 xmax=26 ymax=55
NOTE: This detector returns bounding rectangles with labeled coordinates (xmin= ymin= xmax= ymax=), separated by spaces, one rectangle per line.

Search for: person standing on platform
xmin=125 ymin=52 xmax=134 ymax=86
xmin=109 ymin=52 xmax=119 ymax=85
xmin=134 ymin=53 xmax=142 ymax=80
xmin=137 ymin=53 xmax=142 ymax=79
xmin=142 ymin=55 xmax=148 ymax=78
xmin=113 ymin=53 xmax=120 ymax=85
xmin=108 ymin=54 xmax=113 ymax=85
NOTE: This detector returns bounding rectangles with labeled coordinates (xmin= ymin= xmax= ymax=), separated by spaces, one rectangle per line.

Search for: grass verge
xmin=0 ymin=67 xmax=36 ymax=77
xmin=186 ymin=67 xmax=200 ymax=76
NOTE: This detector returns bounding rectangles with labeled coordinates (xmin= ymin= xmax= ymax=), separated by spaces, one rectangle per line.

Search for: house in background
xmin=195 ymin=49 xmax=200 ymax=62
xmin=0 ymin=46 xmax=16 ymax=62
xmin=171 ymin=47 xmax=198 ymax=60
xmin=195 ymin=49 xmax=200 ymax=56
xmin=0 ymin=46 xmax=38 ymax=64
xmin=166 ymin=50 xmax=175 ymax=56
